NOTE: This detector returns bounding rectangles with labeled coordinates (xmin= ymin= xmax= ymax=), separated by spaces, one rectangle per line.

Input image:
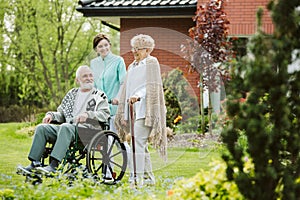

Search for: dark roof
xmin=76 ymin=0 xmax=197 ymax=17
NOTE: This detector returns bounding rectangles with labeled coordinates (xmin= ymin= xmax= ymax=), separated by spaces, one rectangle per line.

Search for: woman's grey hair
xmin=130 ymin=34 xmax=155 ymax=51
xmin=76 ymin=65 xmax=90 ymax=78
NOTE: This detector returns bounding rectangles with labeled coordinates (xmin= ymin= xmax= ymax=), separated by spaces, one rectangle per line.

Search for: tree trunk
xmin=208 ymin=89 xmax=213 ymax=135
xmin=199 ymin=74 xmax=205 ymax=134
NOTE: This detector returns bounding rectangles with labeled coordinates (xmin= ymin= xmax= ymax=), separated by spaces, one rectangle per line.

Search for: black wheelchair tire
xmin=86 ymin=130 xmax=127 ymax=183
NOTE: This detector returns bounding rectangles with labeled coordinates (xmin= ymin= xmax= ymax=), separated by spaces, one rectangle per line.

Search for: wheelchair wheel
xmin=86 ymin=130 xmax=127 ymax=184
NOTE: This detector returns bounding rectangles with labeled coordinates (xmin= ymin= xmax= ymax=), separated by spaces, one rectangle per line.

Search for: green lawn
xmin=0 ymin=123 xmax=222 ymax=199
xmin=0 ymin=123 xmax=33 ymax=185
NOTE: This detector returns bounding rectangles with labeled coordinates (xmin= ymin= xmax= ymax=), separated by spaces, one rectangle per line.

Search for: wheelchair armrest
xmin=84 ymin=118 xmax=109 ymax=130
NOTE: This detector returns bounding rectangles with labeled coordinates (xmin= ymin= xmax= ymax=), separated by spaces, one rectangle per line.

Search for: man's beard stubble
xmin=80 ymin=82 xmax=93 ymax=90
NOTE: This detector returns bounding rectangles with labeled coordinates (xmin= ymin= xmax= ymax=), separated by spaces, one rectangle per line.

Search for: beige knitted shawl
xmin=115 ymin=56 xmax=167 ymax=161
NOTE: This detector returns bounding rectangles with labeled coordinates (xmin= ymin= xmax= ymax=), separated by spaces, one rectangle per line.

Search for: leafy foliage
xmin=162 ymin=68 xmax=200 ymax=133
xmin=182 ymin=0 xmax=233 ymax=91
xmin=0 ymin=0 xmax=117 ymax=113
xmin=0 ymin=173 xmax=168 ymax=200
xmin=222 ymin=1 xmax=300 ymax=199
xmin=167 ymin=160 xmax=244 ymax=199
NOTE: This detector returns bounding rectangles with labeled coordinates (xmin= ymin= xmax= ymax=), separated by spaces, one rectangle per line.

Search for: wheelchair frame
xmin=40 ymin=120 xmax=128 ymax=185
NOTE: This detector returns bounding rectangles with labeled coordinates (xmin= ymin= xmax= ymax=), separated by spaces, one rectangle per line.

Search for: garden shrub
xmin=0 ymin=105 xmax=46 ymax=123
xmin=222 ymin=1 xmax=300 ymax=199
xmin=0 ymin=105 xmax=29 ymax=122
xmin=0 ymin=170 xmax=169 ymax=200
xmin=162 ymin=68 xmax=200 ymax=133
xmin=174 ymin=114 xmax=208 ymax=134
xmin=167 ymin=160 xmax=244 ymax=200
xmin=0 ymin=189 xmax=14 ymax=200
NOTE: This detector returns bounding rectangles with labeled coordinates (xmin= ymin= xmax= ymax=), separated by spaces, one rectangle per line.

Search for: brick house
xmin=76 ymin=0 xmax=274 ymax=112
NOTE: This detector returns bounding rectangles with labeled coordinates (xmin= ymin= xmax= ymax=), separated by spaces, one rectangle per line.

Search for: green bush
xmin=34 ymin=112 xmax=47 ymax=125
xmin=163 ymin=68 xmax=200 ymax=133
xmin=0 ymin=105 xmax=46 ymax=123
xmin=0 ymin=189 xmax=14 ymax=200
xmin=167 ymin=160 xmax=244 ymax=199
xmin=0 ymin=171 xmax=170 ymax=200
xmin=222 ymin=1 xmax=300 ymax=199
xmin=0 ymin=105 xmax=29 ymax=123
xmin=174 ymin=114 xmax=208 ymax=134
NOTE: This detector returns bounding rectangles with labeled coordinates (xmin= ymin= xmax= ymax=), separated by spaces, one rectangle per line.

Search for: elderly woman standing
xmin=115 ymin=34 xmax=167 ymax=187
xmin=90 ymin=33 xmax=126 ymax=133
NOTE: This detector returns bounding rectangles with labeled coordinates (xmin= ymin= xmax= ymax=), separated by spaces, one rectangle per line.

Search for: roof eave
xmin=76 ymin=6 xmax=196 ymax=17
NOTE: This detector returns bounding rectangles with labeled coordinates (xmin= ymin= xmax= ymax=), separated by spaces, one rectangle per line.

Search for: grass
xmin=0 ymin=123 xmax=33 ymax=186
xmin=0 ymin=123 xmax=222 ymax=199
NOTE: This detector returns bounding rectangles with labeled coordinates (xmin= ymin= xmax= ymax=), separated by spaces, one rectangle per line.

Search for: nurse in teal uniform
xmin=90 ymin=33 xmax=126 ymax=132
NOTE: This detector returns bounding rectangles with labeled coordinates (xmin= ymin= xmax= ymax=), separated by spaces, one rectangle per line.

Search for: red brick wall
xmin=120 ymin=18 xmax=200 ymax=98
xmin=197 ymin=0 xmax=274 ymax=35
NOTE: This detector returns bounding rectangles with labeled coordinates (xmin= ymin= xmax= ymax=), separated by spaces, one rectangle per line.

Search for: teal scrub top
xmin=90 ymin=52 xmax=126 ymax=116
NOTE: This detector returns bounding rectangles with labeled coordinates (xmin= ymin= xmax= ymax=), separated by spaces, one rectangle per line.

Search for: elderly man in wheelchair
xmin=17 ymin=65 xmax=127 ymax=184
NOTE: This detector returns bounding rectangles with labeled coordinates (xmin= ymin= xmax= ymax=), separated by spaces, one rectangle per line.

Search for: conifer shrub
xmin=222 ymin=1 xmax=300 ymax=199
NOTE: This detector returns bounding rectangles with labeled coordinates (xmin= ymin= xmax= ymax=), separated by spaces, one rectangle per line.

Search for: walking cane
xmin=129 ymin=102 xmax=137 ymax=186
xmin=129 ymin=97 xmax=140 ymax=186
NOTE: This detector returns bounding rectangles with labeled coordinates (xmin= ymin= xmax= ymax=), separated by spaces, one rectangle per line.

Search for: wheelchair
xmin=19 ymin=118 xmax=128 ymax=185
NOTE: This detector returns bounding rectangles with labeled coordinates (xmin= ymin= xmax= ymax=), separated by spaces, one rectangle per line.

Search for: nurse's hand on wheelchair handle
xmin=111 ymin=98 xmax=119 ymax=105
xmin=108 ymin=98 xmax=119 ymax=105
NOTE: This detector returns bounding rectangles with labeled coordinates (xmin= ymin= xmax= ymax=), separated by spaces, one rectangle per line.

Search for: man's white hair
xmin=76 ymin=65 xmax=90 ymax=78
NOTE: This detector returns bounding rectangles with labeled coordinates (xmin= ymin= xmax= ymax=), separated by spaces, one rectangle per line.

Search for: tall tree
xmin=222 ymin=0 xmax=300 ymax=199
xmin=0 ymin=0 xmax=23 ymax=107
xmin=182 ymin=0 xmax=233 ymax=134
xmin=1 ymin=0 xmax=106 ymax=108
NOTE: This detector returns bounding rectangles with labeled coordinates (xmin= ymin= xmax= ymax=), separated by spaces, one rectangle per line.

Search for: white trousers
xmin=130 ymin=119 xmax=155 ymax=185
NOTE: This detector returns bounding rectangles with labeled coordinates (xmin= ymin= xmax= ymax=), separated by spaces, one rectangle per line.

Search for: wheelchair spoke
xmin=95 ymin=163 xmax=103 ymax=173
xmin=91 ymin=157 xmax=103 ymax=161
xmin=110 ymin=160 xmax=123 ymax=169
xmin=106 ymin=164 xmax=113 ymax=174
xmin=106 ymin=136 xmax=116 ymax=155
xmin=87 ymin=131 xmax=127 ymax=183
xmin=109 ymin=150 xmax=122 ymax=160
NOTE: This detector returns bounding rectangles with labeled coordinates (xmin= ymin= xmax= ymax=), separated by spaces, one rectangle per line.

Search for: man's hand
xmin=76 ymin=112 xmax=89 ymax=123
xmin=42 ymin=114 xmax=52 ymax=124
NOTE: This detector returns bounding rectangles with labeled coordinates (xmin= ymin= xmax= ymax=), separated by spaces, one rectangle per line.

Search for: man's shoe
xmin=36 ymin=165 xmax=56 ymax=174
xmin=102 ymin=176 xmax=114 ymax=184
xmin=17 ymin=161 xmax=42 ymax=175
